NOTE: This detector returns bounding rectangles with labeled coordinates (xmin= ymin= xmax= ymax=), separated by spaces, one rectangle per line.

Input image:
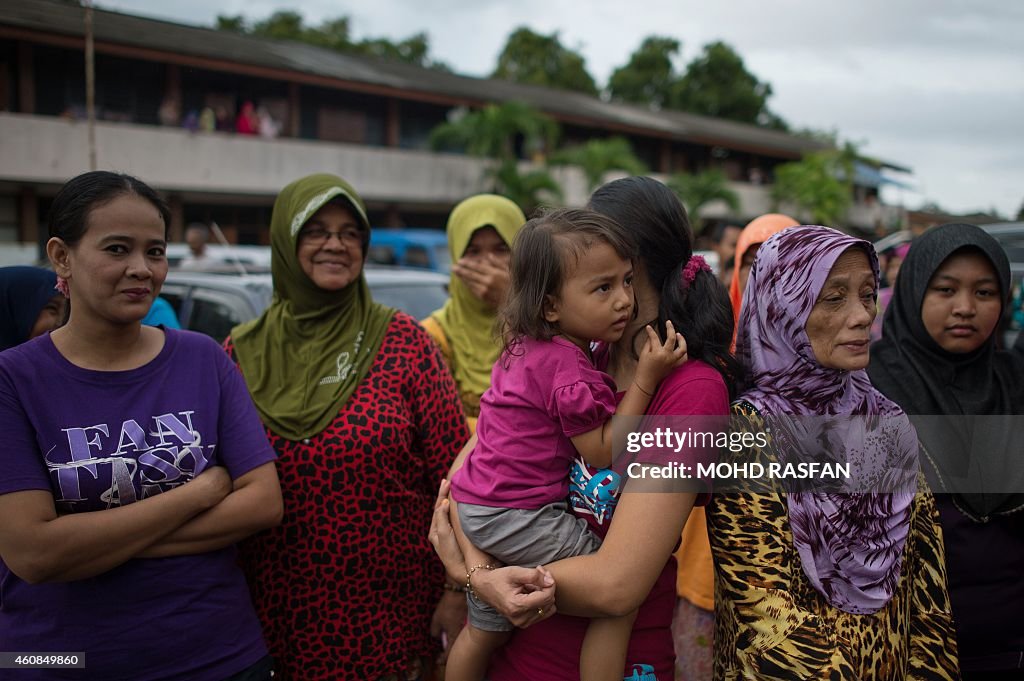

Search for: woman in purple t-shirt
xmin=432 ymin=177 xmax=740 ymax=680
xmin=0 ymin=171 xmax=282 ymax=681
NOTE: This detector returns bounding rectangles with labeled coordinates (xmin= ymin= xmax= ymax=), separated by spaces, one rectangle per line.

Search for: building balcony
xmin=0 ymin=113 xmax=901 ymax=233
xmin=0 ymin=112 xmax=495 ymax=206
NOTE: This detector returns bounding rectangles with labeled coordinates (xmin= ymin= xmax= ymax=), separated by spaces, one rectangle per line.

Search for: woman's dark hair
xmin=48 ymin=171 xmax=171 ymax=245
xmin=588 ymin=176 xmax=741 ymax=396
xmin=47 ymin=171 xmax=170 ymax=324
xmin=500 ymin=207 xmax=635 ymax=358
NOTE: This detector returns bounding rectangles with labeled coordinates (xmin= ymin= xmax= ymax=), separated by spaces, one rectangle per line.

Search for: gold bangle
xmin=442 ymin=582 xmax=467 ymax=593
xmin=465 ymin=563 xmax=494 ymax=600
xmin=633 ymin=380 xmax=655 ymax=398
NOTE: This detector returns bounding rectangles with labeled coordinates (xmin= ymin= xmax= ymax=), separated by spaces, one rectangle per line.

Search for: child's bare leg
xmin=579 ymin=609 xmax=638 ymax=681
xmin=445 ymin=624 xmax=512 ymax=681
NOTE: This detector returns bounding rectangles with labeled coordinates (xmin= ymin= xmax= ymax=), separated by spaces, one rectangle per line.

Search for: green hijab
xmin=430 ymin=195 xmax=524 ymax=413
xmin=232 ymin=173 xmax=395 ymax=441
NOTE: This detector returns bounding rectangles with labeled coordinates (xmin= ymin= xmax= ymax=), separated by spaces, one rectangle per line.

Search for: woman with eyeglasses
xmin=224 ymin=173 xmax=470 ymax=681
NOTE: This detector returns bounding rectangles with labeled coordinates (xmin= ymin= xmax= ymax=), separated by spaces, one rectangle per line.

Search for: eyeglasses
xmin=299 ymin=227 xmax=363 ymax=248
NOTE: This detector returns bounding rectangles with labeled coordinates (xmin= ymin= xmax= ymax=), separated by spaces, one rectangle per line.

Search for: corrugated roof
xmin=3 ymin=0 xmax=833 ymax=158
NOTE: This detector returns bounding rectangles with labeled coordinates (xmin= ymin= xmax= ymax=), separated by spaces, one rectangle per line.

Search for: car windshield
xmin=372 ymin=283 xmax=448 ymax=320
xmin=164 ymin=269 xmax=449 ymax=343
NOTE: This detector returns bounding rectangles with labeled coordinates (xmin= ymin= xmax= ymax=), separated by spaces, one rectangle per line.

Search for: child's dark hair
xmin=500 ymin=207 xmax=635 ymax=358
xmin=47 ymin=171 xmax=170 ymax=324
xmin=588 ymin=176 xmax=742 ymax=397
xmin=48 ymin=171 xmax=170 ymax=245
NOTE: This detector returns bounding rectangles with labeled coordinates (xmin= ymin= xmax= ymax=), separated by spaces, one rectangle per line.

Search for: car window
xmin=995 ymin=244 xmax=1024 ymax=267
xmin=371 ymin=283 xmax=448 ymax=320
xmin=991 ymin=232 xmax=1024 ymax=249
xmin=159 ymin=284 xmax=187 ymax=317
xmin=185 ymin=290 xmax=252 ymax=343
xmin=367 ymin=244 xmax=398 ymax=266
xmin=403 ymin=245 xmax=431 ymax=269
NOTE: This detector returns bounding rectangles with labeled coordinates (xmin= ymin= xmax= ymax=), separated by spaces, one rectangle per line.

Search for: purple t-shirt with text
xmin=0 ymin=329 xmax=275 ymax=680
xmin=451 ymin=336 xmax=617 ymax=509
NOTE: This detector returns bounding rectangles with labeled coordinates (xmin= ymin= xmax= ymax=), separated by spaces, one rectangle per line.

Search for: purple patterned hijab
xmin=736 ymin=225 xmax=919 ymax=614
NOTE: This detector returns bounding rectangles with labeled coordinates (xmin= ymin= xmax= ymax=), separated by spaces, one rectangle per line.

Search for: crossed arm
xmin=0 ymin=462 xmax=281 ymax=583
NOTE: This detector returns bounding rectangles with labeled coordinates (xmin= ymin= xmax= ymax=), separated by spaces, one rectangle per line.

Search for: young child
xmin=447 ymin=208 xmax=688 ymax=681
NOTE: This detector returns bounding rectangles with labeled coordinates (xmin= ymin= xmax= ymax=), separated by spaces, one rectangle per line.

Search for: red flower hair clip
xmin=680 ymin=254 xmax=712 ymax=290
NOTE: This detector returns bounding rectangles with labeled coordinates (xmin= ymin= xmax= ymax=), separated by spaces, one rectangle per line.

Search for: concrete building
xmin=0 ymin=0 xmax=909 ymax=251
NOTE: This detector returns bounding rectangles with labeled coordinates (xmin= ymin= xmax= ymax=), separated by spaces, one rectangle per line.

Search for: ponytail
xmin=588 ymin=176 xmax=741 ymax=397
xmin=657 ymin=259 xmax=742 ymax=396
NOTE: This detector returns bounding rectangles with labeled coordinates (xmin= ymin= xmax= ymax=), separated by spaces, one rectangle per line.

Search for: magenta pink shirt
xmin=489 ymin=360 xmax=730 ymax=681
xmin=450 ymin=336 xmax=617 ymax=509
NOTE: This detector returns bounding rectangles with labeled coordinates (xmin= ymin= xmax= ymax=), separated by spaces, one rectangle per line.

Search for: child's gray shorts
xmin=457 ymin=500 xmax=602 ymax=631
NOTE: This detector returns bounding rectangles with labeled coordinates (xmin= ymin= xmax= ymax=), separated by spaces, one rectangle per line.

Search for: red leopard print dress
xmin=226 ymin=312 xmax=470 ymax=680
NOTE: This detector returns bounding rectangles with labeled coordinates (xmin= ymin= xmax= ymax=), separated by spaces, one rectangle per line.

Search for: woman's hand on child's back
xmin=635 ymin=320 xmax=688 ymax=394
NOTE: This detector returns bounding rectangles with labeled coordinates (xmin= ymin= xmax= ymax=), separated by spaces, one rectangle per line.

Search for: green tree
xmin=357 ymin=33 xmax=430 ymax=65
xmin=666 ymin=168 xmax=740 ymax=218
xmin=214 ymin=11 xmax=446 ymax=69
xmin=430 ymin=101 xmax=558 ymax=160
xmin=771 ymin=143 xmax=859 ymax=226
xmin=607 ymin=36 xmax=681 ymax=110
xmin=492 ymin=27 xmax=598 ymax=95
xmin=250 ymin=10 xmax=307 ymax=41
xmin=215 ymin=15 xmax=246 ymax=32
xmin=494 ymin=160 xmax=563 ymax=213
xmin=307 ymin=17 xmax=355 ymax=52
xmin=550 ymin=137 xmax=647 ymax=191
xmin=793 ymin=127 xmax=840 ymax=146
xmin=672 ymin=41 xmax=787 ymax=129
xmin=429 ymin=101 xmax=562 ymax=211
xmin=1017 ymin=199 xmax=1024 ymax=221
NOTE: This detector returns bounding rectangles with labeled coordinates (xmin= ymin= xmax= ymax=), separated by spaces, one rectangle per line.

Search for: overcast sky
xmin=103 ymin=0 xmax=1024 ymax=219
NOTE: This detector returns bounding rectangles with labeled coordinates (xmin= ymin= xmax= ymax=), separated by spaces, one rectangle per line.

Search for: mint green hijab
xmin=232 ymin=174 xmax=395 ymax=441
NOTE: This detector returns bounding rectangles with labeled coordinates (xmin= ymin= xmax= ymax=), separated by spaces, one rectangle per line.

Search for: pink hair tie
xmin=55 ymin=276 xmax=70 ymax=298
xmin=680 ymin=255 xmax=712 ymax=290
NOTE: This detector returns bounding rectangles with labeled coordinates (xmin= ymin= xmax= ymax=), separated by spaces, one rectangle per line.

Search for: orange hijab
xmin=729 ymin=213 xmax=799 ymax=342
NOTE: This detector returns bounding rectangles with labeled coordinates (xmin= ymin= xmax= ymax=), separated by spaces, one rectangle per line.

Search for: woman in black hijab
xmin=0 ymin=266 xmax=64 ymax=351
xmin=870 ymin=223 xmax=1024 ymax=680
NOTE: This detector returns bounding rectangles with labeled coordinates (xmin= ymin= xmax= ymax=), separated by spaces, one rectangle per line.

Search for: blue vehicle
xmin=368 ymin=229 xmax=450 ymax=273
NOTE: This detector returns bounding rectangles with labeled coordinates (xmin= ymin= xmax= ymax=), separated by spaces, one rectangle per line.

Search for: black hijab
xmin=0 ymin=266 xmax=58 ymax=351
xmin=869 ymin=223 xmax=1024 ymax=520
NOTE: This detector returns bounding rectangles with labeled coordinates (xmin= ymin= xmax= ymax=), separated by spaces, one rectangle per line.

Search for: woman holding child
xmin=431 ymin=176 xmax=740 ymax=679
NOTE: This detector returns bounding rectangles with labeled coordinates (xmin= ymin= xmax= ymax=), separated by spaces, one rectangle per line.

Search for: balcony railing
xmin=0 ymin=113 xmax=901 ymax=230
